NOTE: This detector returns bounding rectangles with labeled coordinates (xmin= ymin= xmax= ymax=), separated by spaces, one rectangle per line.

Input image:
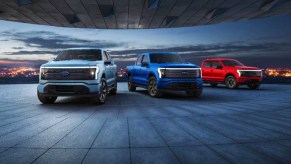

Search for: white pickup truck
xmin=37 ymin=48 xmax=117 ymax=104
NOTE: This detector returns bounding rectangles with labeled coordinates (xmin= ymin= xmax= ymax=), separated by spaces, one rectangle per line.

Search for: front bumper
xmin=37 ymin=81 xmax=100 ymax=97
xmin=237 ymin=77 xmax=262 ymax=84
xmin=157 ymin=78 xmax=203 ymax=91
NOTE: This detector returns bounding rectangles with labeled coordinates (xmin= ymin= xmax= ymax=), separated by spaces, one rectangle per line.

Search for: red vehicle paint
xmin=201 ymin=58 xmax=263 ymax=89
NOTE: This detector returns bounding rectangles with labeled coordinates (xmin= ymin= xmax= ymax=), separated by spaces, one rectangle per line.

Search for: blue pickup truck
xmin=126 ymin=52 xmax=203 ymax=97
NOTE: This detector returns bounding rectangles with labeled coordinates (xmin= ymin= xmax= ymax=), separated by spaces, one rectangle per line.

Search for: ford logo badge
xmin=60 ymin=71 xmax=70 ymax=76
xmin=181 ymin=71 xmax=188 ymax=75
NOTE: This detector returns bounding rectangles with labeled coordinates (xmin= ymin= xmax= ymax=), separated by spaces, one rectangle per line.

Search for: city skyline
xmin=0 ymin=13 xmax=291 ymax=68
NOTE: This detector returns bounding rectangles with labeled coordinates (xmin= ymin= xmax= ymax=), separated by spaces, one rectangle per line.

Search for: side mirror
xmin=141 ymin=62 xmax=148 ymax=67
xmin=104 ymin=60 xmax=112 ymax=65
xmin=216 ymin=65 xmax=223 ymax=69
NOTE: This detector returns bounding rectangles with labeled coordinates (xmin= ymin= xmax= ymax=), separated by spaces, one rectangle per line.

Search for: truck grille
xmin=44 ymin=85 xmax=89 ymax=94
xmin=165 ymin=69 xmax=201 ymax=78
xmin=42 ymin=68 xmax=94 ymax=80
xmin=240 ymin=70 xmax=262 ymax=77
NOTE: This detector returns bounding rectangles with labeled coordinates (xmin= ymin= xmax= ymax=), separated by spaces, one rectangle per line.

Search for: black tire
xmin=210 ymin=83 xmax=218 ymax=87
xmin=37 ymin=90 xmax=57 ymax=104
xmin=148 ymin=76 xmax=163 ymax=97
xmin=96 ymin=78 xmax=108 ymax=104
xmin=248 ymin=83 xmax=260 ymax=89
xmin=128 ymin=75 xmax=136 ymax=92
xmin=225 ymin=75 xmax=239 ymax=89
xmin=109 ymin=80 xmax=117 ymax=95
xmin=186 ymin=89 xmax=203 ymax=98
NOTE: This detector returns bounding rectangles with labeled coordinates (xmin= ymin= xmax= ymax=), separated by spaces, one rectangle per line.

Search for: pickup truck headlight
xmin=40 ymin=68 xmax=47 ymax=80
xmin=158 ymin=68 xmax=166 ymax=78
xmin=90 ymin=67 xmax=99 ymax=79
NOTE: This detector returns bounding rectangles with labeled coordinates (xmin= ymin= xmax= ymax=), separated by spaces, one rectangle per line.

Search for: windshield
xmin=221 ymin=60 xmax=244 ymax=66
xmin=150 ymin=53 xmax=184 ymax=63
xmin=55 ymin=49 xmax=102 ymax=61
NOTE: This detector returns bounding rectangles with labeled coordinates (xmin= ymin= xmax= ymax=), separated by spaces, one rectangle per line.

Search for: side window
xmin=203 ymin=61 xmax=211 ymax=68
xmin=136 ymin=55 xmax=143 ymax=66
xmin=142 ymin=55 xmax=148 ymax=63
xmin=103 ymin=51 xmax=108 ymax=61
xmin=212 ymin=61 xmax=222 ymax=68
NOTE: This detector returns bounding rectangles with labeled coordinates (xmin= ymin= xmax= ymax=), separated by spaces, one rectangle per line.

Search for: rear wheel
xmin=128 ymin=75 xmax=136 ymax=92
xmin=96 ymin=78 xmax=107 ymax=104
xmin=37 ymin=90 xmax=57 ymax=104
xmin=225 ymin=75 xmax=239 ymax=89
xmin=148 ymin=76 xmax=163 ymax=97
xmin=248 ymin=83 xmax=260 ymax=89
xmin=186 ymin=89 xmax=202 ymax=98
xmin=210 ymin=83 xmax=218 ymax=87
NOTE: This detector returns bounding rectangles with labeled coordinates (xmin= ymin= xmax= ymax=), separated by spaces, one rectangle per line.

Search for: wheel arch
xmin=225 ymin=73 xmax=236 ymax=80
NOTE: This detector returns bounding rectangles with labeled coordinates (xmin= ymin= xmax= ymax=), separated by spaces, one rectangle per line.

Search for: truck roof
xmin=138 ymin=52 xmax=177 ymax=56
xmin=63 ymin=48 xmax=105 ymax=51
xmin=203 ymin=58 xmax=237 ymax=61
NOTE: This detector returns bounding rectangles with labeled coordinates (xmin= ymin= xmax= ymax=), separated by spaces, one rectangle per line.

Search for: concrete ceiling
xmin=0 ymin=0 xmax=290 ymax=29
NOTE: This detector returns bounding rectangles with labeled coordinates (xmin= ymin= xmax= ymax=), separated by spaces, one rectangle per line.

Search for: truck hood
xmin=41 ymin=60 xmax=101 ymax=68
xmin=151 ymin=63 xmax=200 ymax=68
xmin=234 ymin=66 xmax=261 ymax=70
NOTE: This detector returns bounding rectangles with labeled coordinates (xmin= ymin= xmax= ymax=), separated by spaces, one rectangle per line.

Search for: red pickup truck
xmin=201 ymin=58 xmax=263 ymax=89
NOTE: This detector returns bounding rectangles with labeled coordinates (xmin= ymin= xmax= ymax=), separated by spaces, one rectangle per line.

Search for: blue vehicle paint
xmin=126 ymin=52 xmax=203 ymax=97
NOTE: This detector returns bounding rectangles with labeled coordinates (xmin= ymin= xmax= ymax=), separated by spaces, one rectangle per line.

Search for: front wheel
xmin=37 ymin=90 xmax=57 ymax=104
xmin=96 ymin=78 xmax=108 ymax=104
xmin=148 ymin=76 xmax=163 ymax=97
xmin=248 ymin=83 xmax=260 ymax=89
xmin=225 ymin=76 xmax=239 ymax=89
xmin=128 ymin=75 xmax=136 ymax=92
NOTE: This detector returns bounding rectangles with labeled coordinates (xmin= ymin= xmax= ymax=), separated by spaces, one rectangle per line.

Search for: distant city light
xmin=0 ymin=67 xmax=38 ymax=77
xmin=264 ymin=68 xmax=291 ymax=77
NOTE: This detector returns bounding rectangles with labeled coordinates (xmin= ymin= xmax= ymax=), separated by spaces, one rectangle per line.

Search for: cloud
xmin=4 ymin=50 xmax=58 ymax=55
xmin=1 ymin=30 xmax=127 ymax=52
xmin=0 ymin=59 xmax=47 ymax=68
xmin=12 ymin=47 xmax=24 ymax=50
xmin=110 ymin=42 xmax=291 ymax=58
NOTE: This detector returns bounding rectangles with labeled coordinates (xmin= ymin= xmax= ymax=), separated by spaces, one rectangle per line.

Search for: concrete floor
xmin=0 ymin=83 xmax=291 ymax=163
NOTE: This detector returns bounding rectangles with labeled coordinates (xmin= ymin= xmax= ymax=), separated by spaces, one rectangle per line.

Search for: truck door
xmin=140 ymin=54 xmax=149 ymax=85
xmin=211 ymin=61 xmax=224 ymax=82
xmin=133 ymin=55 xmax=143 ymax=84
xmin=202 ymin=61 xmax=212 ymax=81
xmin=103 ymin=51 xmax=113 ymax=86
xmin=105 ymin=51 xmax=116 ymax=86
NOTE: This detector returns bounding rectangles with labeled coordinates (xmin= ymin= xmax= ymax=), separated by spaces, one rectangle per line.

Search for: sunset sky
xmin=0 ymin=13 xmax=291 ymax=68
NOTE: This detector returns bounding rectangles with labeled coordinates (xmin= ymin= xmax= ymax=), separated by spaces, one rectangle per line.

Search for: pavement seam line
xmin=146 ymin=117 xmax=182 ymax=163
xmin=80 ymin=118 xmax=108 ymax=164
xmin=29 ymin=108 xmax=97 ymax=163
